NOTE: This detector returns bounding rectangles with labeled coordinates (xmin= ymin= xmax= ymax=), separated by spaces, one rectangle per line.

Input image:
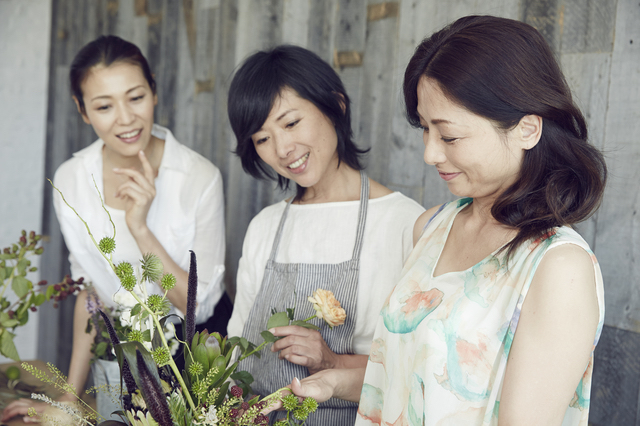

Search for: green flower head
xmin=120 ymin=274 xmax=136 ymax=291
xmin=188 ymin=361 xmax=203 ymax=376
xmin=115 ymin=261 xmax=134 ymax=279
xmin=141 ymin=253 xmax=163 ymax=283
xmin=127 ymin=329 xmax=144 ymax=343
xmin=281 ymin=394 xmax=299 ymax=412
xmin=160 ymin=273 xmax=176 ymax=291
xmin=147 ymin=294 xmax=165 ymax=313
xmin=302 ymin=397 xmax=318 ymax=413
xmin=98 ymin=237 xmax=116 ymax=254
xmin=293 ymin=408 xmax=309 ymax=421
xmin=152 ymin=347 xmax=170 ymax=367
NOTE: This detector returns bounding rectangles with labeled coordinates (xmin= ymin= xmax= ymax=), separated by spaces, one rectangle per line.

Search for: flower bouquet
xmin=24 ymin=181 xmax=341 ymax=425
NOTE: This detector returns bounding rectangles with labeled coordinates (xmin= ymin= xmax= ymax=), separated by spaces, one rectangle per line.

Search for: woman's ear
xmin=517 ymin=114 xmax=543 ymax=150
xmin=73 ymin=96 xmax=91 ymax=125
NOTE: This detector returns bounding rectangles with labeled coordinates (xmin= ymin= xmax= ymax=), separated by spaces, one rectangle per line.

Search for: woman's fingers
xmin=269 ymin=326 xmax=337 ymax=373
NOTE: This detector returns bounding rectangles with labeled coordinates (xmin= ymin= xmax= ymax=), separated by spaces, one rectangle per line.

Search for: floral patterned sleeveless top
xmin=356 ymin=198 xmax=604 ymax=426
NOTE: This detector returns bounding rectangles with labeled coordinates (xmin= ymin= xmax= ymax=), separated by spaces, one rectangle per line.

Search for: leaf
xmin=34 ymin=293 xmax=45 ymax=306
xmin=290 ymin=320 xmax=321 ymax=331
xmin=260 ymin=330 xmax=278 ymax=343
xmin=131 ymin=304 xmax=142 ymax=316
xmin=17 ymin=258 xmax=29 ymax=275
xmin=286 ymin=308 xmax=295 ymax=321
xmin=266 ymin=312 xmax=290 ymax=330
xmin=95 ymin=341 xmax=108 ymax=357
xmin=0 ymin=329 xmax=19 ymax=361
xmin=11 ymin=276 xmax=31 ymax=299
xmin=0 ymin=311 xmax=20 ymax=328
xmin=230 ymin=370 xmax=254 ymax=386
xmin=193 ymin=344 xmax=210 ymax=373
xmin=214 ymin=381 xmax=230 ymax=407
xmin=45 ymin=285 xmax=55 ymax=300
xmin=0 ymin=267 xmax=5 ymax=280
xmin=17 ymin=311 xmax=29 ymax=326
xmin=141 ymin=329 xmax=152 ymax=342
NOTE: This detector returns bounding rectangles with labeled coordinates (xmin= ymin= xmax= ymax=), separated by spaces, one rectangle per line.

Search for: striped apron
xmin=239 ymin=171 xmax=370 ymax=425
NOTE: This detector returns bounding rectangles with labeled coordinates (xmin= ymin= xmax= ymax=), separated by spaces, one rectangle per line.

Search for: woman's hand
xmin=1 ymin=399 xmax=48 ymax=423
xmin=113 ymin=150 xmax=157 ymax=236
xmin=270 ymin=326 xmax=339 ymax=374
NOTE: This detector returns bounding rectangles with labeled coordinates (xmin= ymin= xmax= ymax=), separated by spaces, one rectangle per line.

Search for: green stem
xmin=238 ymin=340 xmax=269 ymax=362
xmin=128 ymin=291 xmax=197 ymax=413
xmin=51 ymin=179 xmax=197 ymax=412
xmin=301 ymin=314 xmax=317 ymax=323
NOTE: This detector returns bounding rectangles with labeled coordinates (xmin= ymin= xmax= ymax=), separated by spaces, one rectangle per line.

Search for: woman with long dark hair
xmin=279 ymin=16 xmax=606 ymax=426
xmin=2 ymin=35 xmax=229 ymax=423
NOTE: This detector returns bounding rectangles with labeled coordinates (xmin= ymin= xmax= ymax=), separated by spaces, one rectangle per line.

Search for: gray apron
xmin=239 ymin=171 xmax=370 ymax=425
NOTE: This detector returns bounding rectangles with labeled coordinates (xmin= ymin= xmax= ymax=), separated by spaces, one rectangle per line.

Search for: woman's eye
xmin=96 ymin=105 xmax=110 ymax=111
xmin=131 ymin=95 xmax=144 ymax=101
xmin=255 ymin=136 xmax=268 ymax=145
xmin=441 ymin=137 xmax=457 ymax=143
xmin=419 ymin=125 xmax=429 ymax=133
xmin=286 ymin=119 xmax=300 ymax=129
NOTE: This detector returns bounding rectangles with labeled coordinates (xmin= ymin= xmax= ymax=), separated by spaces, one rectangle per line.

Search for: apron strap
xmin=267 ymin=196 xmax=295 ymax=262
xmin=351 ymin=170 xmax=369 ymax=261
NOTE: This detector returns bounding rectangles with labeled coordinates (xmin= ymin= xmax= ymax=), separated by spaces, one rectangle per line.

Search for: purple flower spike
xmin=98 ymin=309 xmax=120 ymax=346
xmin=185 ymin=250 xmax=198 ymax=346
xmin=135 ymin=350 xmax=173 ymax=426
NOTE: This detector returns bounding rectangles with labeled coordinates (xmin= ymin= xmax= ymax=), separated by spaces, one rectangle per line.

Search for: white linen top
xmin=53 ymin=125 xmax=225 ymax=323
xmin=228 ymin=192 xmax=425 ymax=354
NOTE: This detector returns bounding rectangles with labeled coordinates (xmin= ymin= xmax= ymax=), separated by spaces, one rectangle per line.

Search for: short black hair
xmin=70 ymin=35 xmax=155 ymax=114
xmin=228 ymin=45 xmax=368 ymax=196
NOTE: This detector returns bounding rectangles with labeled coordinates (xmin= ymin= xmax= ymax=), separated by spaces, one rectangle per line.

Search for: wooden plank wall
xmin=37 ymin=0 xmax=639 ymax=422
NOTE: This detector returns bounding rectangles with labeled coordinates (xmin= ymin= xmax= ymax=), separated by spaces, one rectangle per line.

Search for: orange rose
xmin=307 ymin=289 xmax=346 ymax=328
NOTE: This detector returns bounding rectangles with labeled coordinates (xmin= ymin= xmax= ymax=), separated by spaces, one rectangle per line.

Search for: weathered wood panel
xmin=593 ymin=0 xmax=640 ymax=333
xmin=589 ymin=325 xmax=640 ymax=425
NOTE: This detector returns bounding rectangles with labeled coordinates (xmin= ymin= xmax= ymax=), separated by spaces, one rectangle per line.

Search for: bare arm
xmin=270 ymin=326 xmax=368 ymax=374
xmin=262 ymin=367 xmax=367 ymax=416
xmin=499 ymin=243 xmax=599 ymax=425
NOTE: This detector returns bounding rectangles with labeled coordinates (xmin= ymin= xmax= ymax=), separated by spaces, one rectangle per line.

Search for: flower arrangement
xmin=28 ymin=181 xmax=350 ymax=425
xmin=0 ymin=230 xmax=81 ymax=361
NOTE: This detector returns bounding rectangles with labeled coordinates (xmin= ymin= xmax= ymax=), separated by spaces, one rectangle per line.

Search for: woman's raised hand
xmin=270 ymin=325 xmax=339 ymax=374
xmin=113 ymin=150 xmax=157 ymax=236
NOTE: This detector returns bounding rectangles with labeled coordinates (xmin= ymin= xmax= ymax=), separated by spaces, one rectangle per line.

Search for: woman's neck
xmin=296 ymin=163 xmax=361 ymax=204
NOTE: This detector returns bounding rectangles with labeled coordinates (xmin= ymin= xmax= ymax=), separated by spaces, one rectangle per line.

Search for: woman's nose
xmin=116 ymin=104 xmax=135 ymax=125
xmin=274 ymin=133 xmax=295 ymax=158
xmin=423 ymin=132 xmax=445 ymax=166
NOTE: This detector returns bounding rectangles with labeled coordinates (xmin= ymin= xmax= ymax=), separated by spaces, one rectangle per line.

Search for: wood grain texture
xmin=592 ymin=0 xmax=640 ymax=333
xmin=589 ymin=325 xmax=640 ymax=425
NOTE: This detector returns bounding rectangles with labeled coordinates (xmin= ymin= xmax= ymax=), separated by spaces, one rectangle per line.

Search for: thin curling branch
xmin=98 ymin=310 xmax=137 ymax=394
xmin=135 ymin=350 xmax=173 ymax=426
xmin=185 ymin=250 xmax=198 ymax=347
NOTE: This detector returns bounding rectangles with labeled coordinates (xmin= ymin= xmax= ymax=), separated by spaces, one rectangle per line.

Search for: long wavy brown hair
xmin=404 ymin=15 xmax=607 ymax=257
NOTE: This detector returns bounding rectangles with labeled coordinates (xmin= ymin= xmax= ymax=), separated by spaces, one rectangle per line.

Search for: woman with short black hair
xmin=227 ymin=45 xmax=424 ymax=425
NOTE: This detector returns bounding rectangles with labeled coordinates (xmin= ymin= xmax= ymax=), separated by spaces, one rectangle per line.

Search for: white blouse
xmin=53 ymin=125 xmax=225 ymax=323
xmin=228 ymin=192 xmax=425 ymax=354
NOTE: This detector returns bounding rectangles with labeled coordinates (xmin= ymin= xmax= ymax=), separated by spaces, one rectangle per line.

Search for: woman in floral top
xmin=276 ymin=15 xmax=607 ymax=426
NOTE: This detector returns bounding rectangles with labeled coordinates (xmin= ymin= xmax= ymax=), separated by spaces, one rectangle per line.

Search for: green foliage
xmin=0 ymin=231 xmax=78 ymax=361
xmin=141 ymin=253 xmax=163 ymax=283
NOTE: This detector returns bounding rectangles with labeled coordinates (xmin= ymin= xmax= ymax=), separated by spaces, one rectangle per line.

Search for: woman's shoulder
xmin=53 ymin=140 xmax=104 ymax=187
